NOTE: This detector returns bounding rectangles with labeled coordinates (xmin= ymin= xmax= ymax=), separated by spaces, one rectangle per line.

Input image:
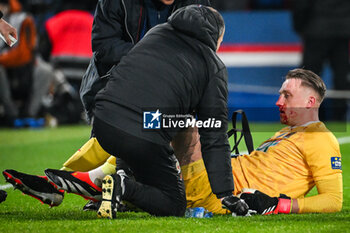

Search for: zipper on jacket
xmin=136 ymin=2 xmax=144 ymax=42
xmin=121 ymin=0 xmax=135 ymax=44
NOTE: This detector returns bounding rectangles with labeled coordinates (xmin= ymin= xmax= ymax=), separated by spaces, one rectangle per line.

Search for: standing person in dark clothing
xmin=91 ymin=0 xmax=211 ymax=77
xmin=83 ymin=0 xmax=211 ymax=118
xmin=292 ymin=0 xmax=350 ymax=121
xmin=89 ymin=5 xmax=248 ymax=218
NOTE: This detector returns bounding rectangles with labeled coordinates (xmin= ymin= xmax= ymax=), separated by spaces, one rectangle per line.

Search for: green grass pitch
xmin=0 ymin=123 xmax=349 ymax=233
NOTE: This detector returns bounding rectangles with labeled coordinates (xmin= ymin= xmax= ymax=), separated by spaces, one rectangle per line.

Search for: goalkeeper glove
xmin=239 ymin=188 xmax=292 ymax=215
xmin=221 ymin=194 xmax=249 ymax=216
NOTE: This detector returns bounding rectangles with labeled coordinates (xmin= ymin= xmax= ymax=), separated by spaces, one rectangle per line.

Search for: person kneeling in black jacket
xmin=92 ymin=5 xmax=248 ymax=218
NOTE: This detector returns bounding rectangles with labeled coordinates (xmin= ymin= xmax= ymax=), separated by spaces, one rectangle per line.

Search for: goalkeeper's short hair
xmin=286 ymin=68 xmax=326 ymax=103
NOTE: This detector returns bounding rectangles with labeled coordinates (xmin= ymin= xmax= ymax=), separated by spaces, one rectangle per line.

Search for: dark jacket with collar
xmin=92 ymin=0 xmax=210 ymax=75
xmin=94 ymin=5 xmax=234 ymax=196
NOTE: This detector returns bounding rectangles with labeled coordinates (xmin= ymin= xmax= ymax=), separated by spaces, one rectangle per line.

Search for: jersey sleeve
xmin=303 ymin=129 xmax=342 ymax=180
xmin=298 ymin=129 xmax=343 ymax=213
xmin=297 ymin=174 xmax=342 ymax=213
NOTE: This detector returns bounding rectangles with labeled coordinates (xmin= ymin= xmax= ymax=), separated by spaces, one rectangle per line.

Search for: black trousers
xmin=302 ymin=37 xmax=350 ymax=120
xmin=93 ymin=117 xmax=186 ymax=217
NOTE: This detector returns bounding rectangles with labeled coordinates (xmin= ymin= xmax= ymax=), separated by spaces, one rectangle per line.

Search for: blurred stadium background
xmin=219 ymin=11 xmax=350 ymax=123
xmin=0 ymin=0 xmax=349 ymax=127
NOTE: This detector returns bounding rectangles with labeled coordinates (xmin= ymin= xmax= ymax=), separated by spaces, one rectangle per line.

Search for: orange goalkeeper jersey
xmin=184 ymin=121 xmax=343 ymax=214
xmin=231 ymin=121 xmax=342 ymax=198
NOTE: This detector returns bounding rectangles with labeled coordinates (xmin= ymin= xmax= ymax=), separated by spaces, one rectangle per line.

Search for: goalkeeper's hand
xmin=221 ymin=194 xmax=249 ymax=216
xmin=239 ymin=188 xmax=292 ymax=215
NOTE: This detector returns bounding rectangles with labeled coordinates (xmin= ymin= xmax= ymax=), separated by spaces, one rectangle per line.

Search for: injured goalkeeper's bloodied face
xmin=275 ymin=78 xmax=317 ymax=126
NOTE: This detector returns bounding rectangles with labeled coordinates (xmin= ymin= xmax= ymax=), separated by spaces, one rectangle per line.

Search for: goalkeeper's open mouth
xmin=278 ymin=106 xmax=286 ymax=115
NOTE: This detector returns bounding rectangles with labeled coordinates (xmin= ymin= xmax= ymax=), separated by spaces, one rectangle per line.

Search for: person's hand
xmin=0 ymin=18 xmax=17 ymax=46
xmin=239 ymin=188 xmax=292 ymax=215
xmin=221 ymin=194 xmax=249 ymax=216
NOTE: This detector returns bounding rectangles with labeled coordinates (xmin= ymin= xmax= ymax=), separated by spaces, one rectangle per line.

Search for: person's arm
xmin=196 ymin=66 xmax=233 ymax=197
xmin=240 ymin=175 xmax=342 ymax=215
xmin=196 ymin=66 xmax=248 ymax=216
xmin=240 ymin=172 xmax=342 ymax=214
xmin=295 ymin=173 xmax=343 ymax=213
xmin=0 ymin=16 xmax=35 ymax=67
xmin=297 ymin=131 xmax=343 ymax=213
xmin=92 ymin=0 xmax=134 ymax=75
xmin=0 ymin=13 xmax=18 ymax=46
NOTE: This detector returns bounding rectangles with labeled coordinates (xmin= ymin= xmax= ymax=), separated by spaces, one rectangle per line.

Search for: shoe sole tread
xmin=97 ymin=175 xmax=116 ymax=219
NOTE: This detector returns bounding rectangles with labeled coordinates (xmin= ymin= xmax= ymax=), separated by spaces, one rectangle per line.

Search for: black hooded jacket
xmin=94 ymin=5 xmax=234 ymax=196
xmin=92 ymin=0 xmax=210 ymax=75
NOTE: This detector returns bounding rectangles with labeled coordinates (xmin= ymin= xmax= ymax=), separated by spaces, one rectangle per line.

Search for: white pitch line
xmin=0 ymin=184 xmax=13 ymax=190
xmin=338 ymin=136 xmax=350 ymax=145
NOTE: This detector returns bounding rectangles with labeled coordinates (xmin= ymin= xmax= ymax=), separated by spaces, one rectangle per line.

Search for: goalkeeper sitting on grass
xmin=174 ymin=68 xmax=342 ymax=214
xmin=3 ymin=69 xmax=342 ymax=215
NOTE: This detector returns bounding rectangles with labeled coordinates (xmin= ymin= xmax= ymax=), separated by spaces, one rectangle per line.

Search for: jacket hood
xmin=168 ymin=5 xmax=220 ymax=51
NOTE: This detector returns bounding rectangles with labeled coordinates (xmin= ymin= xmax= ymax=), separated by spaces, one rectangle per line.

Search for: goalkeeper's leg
xmin=2 ymin=137 xmax=116 ymax=207
xmin=2 ymin=169 xmax=64 ymax=207
xmin=46 ymin=156 xmax=117 ymax=201
xmin=61 ymin=137 xmax=112 ymax=172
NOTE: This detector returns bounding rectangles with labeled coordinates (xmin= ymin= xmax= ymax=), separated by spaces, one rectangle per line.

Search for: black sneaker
xmin=83 ymin=200 xmax=101 ymax=211
xmin=2 ymin=169 xmax=64 ymax=207
xmin=83 ymin=200 xmax=132 ymax=212
xmin=0 ymin=190 xmax=7 ymax=204
xmin=45 ymin=169 xmax=102 ymax=202
xmin=97 ymin=170 xmax=127 ymax=219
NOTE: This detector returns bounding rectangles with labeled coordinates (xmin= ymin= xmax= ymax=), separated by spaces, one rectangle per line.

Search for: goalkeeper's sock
xmin=88 ymin=156 xmax=117 ymax=187
xmin=104 ymin=156 xmax=117 ymax=171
